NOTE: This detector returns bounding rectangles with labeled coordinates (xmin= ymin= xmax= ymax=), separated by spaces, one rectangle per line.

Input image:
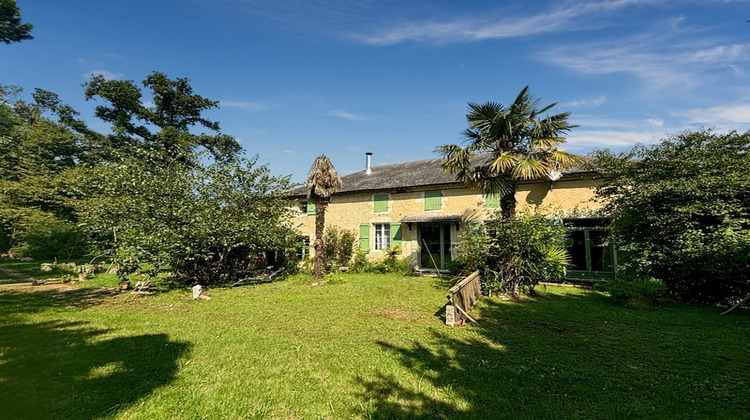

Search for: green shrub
xmin=324 ymin=272 xmax=346 ymax=284
xmin=593 ymin=130 xmax=750 ymax=304
xmin=454 ymin=210 xmax=568 ymax=297
xmin=349 ymin=250 xmax=370 ymax=273
xmin=348 ymin=248 xmax=413 ymax=275
xmin=596 ymin=276 xmax=667 ymax=306
xmin=10 ymin=216 xmax=86 ymax=259
xmin=322 ymin=226 xmax=356 ymax=270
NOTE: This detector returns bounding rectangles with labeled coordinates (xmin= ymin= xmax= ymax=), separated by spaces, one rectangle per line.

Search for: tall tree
xmin=0 ymin=87 xmax=93 ymax=258
xmin=305 ymin=155 xmax=342 ymax=281
xmin=79 ymin=72 xmax=295 ymax=284
xmin=0 ymin=0 xmax=33 ymax=44
xmin=84 ymin=72 xmax=241 ymax=163
xmin=437 ymin=86 xmax=580 ymax=219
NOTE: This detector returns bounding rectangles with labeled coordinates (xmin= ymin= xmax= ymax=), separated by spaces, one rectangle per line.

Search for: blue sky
xmin=2 ymin=0 xmax=750 ymax=182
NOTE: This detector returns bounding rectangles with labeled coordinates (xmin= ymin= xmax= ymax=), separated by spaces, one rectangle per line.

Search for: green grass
xmin=0 ymin=270 xmax=748 ymax=419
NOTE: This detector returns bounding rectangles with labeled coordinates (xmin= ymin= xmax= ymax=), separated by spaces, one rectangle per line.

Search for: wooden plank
xmin=447 ymin=270 xmax=482 ymax=326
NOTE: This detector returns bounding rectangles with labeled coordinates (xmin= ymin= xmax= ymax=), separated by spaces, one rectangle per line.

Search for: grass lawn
xmin=0 ymin=269 xmax=748 ymax=419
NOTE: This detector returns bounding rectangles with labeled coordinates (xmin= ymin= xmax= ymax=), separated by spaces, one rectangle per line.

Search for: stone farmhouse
xmin=291 ymin=153 xmax=615 ymax=280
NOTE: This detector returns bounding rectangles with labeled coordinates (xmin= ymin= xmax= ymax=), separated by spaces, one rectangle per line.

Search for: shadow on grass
xmin=356 ymin=290 xmax=750 ymax=419
xmin=0 ymin=288 xmax=191 ymax=419
xmin=0 ymin=287 xmax=120 ymax=317
xmin=0 ymin=319 xmax=190 ymax=419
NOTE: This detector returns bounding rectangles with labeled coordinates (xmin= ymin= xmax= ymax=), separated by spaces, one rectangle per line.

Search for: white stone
xmin=445 ymin=305 xmax=456 ymax=327
xmin=192 ymin=285 xmax=202 ymax=299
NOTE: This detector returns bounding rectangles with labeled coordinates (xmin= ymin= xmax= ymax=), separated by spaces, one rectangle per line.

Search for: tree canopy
xmin=0 ymin=74 xmax=297 ymax=285
xmin=84 ymin=72 xmax=241 ymax=163
xmin=0 ymin=0 xmax=32 ymax=44
xmin=0 ymin=86 xmax=94 ymax=257
xmin=593 ymin=129 xmax=750 ymax=304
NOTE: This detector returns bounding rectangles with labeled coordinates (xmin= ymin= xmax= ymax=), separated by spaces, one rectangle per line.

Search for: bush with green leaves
xmin=321 ymin=226 xmax=356 ymax=270
xmin=593 ymin=129 xmax=750 ymax=305
xmin=78 ymin=153 xmax=297 ymax=285
xmin=349 ymin=250 xmax=370 ymax=273
xmin=347 ymin=247 xmax=413 ymax=275
xmin=454 ymin=211 xmax=568 ymax=297
xmin=7 ymin=213 xmax=85 ymax=259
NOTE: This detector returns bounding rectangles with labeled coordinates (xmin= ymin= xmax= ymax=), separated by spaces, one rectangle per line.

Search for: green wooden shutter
xmin=424 ymin=190 xmax=442 ymax=211
xmin=307 ymin=201 xmax=316 ymax=215
xmin=359 ymin=223 xmax=370 ymax=252
xmin=485 ymin=193 xmax=499 ymax=208
xmin=373 ymin=194 xmax=389 ymax=213
xmin=390 ymin=222 xmax=402 ymax=252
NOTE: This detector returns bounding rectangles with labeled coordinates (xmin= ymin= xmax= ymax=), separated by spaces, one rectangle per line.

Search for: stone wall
xmin=293 ymin=175 xmax=603 ymax=266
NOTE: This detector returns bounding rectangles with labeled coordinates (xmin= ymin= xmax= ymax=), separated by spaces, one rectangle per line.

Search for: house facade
xmin=292 ymin=153 xmax=612 ymax=277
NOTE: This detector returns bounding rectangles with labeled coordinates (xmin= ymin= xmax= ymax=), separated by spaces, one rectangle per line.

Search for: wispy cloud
xmin=538 ymin=27 xmax=750 ymax=92
xmin=83 ymin=70 xmax=124 ymax=81
xmin=351 ymin=0 xmax=658 ymax=45
xmin=567 ymin=115 xmax=680 ymax=149
xmin=647 ymin=118 xmax=664 ymax=126
xmin=564 ymin=95 xmax=607 ymax=108
xmin=672 ymin=103 xmax=750 ymax=126
xmin=327 ymin=109 xmax=375 ymax=121
xmin=567 ymin=129 xmax=665 ymax=150
xmin=220 ymin=101 xmax=270 ymax=111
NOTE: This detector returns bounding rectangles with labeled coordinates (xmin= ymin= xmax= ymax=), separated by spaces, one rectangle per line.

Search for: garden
xmin=1 ymin=264 xmax=748 ymax=419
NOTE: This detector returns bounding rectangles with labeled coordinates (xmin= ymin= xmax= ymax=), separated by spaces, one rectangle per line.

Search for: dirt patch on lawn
xmin=0 ymin=264 xmax=43 ymax=285
xmin=0 ymin=281 xmax=121 ymax=310
xmin=364 ymin=306 xmax=435 ymax=323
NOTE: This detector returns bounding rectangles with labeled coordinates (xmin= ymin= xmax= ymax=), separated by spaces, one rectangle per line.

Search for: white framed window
xmin=373 ymin=224 xmax=390 ymax=250
xmin=297 ymin=235 xmax=311 ymax=259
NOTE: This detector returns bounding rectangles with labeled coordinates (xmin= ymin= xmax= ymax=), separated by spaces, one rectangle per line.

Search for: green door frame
xmin=566 ymin=226 xmax=617 ymax=281
xmin=418 ymin=223 xmax=451 ymax=271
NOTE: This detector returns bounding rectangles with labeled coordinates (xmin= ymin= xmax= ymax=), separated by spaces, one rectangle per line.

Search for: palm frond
xmin=529 ymin=136 xmax=563 ymax=152
xmin=489 ymin=152 xmax=521 ymax=174
xmin=546 ymin=149 xmax=583 ymax=168
xmin=305 ymin=155 xmax=342 ymax=199
xmin=512 ymin=156 xmax=550 ymax=180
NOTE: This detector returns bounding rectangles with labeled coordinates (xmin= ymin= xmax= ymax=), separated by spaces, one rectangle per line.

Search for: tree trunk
xmin=313 ymin=198 xmax=328 ymax=281
xmin=500 ymin=185 xmax=517 ymax=220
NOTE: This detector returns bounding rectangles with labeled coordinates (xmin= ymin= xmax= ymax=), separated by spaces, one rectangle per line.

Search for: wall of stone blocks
xmin=293 ymin=176 xmax=603 ymax=266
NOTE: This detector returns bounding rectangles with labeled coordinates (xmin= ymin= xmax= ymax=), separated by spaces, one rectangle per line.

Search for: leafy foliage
xmin=348 ymin=248 xmax=413 ymax=275
xmin=454 ymin=211 xmax=568 ymax=297
xmin=593 ymin=129 xmax=750 ymax=304
xmin=0 ymin=87 xmax=94 ymax=258
xmin=0 ymin=0 xmax=33 ymax=44
xmin=84 ymin=72 xmax=241 ymax=163
xmin=1 ymin=74 xmax=296 ymax=285
xmin=437 ymin=86 xmax=580 ymax=219
xmin=77 ymin=150 xmax=297 ymax=285
xmin=321 ymin=226 xmax=356 ymax=270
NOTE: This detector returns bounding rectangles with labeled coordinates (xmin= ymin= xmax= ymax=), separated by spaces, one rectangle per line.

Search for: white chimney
xmin=365 ymin=152 xmax=372 ymax=175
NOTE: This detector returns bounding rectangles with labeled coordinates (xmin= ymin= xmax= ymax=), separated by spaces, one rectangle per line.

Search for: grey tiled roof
xmin=290 ymin=156 xmax=456 ymax=197
xmin=290 ymin=154 xmax=594 ymax=197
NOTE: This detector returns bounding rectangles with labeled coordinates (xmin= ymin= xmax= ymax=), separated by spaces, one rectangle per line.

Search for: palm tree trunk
xmin=500 ymin=179 xmax=517 ymax=220
xmin=313 ymin=198 xmax=328 ymax=281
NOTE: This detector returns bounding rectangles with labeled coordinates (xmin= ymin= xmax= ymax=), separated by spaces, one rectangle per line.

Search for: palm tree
xmin=305 ymin=155 xmax=343 ymax=281
xmin=437 ymin=86 xmax=580 ymax=219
